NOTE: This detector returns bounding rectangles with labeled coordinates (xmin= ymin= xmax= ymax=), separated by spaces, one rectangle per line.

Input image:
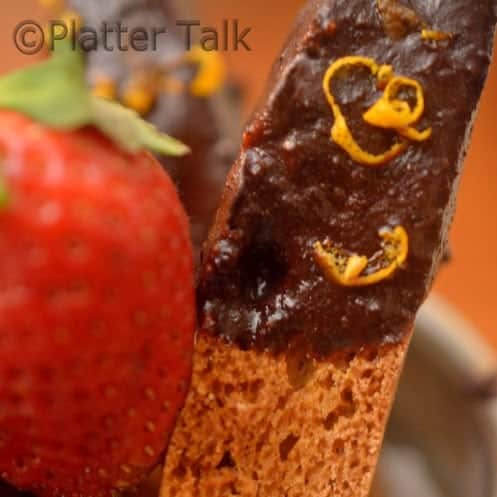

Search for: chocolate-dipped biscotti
xmin=161 ymin=1 xmax=497 ymax=496
xmin=65 ymin=0 xmax=241 ymax=261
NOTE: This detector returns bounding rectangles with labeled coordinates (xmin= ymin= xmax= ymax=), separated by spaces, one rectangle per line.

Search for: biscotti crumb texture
xmin=162 ymin=333 xmax=407 ymax=497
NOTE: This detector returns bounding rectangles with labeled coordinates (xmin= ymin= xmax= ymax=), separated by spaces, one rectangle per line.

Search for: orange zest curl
xmin=184 ymin=46 xmax=227 ymax=97
xmin=322 ymin=56 xmax=431 ymax=167
xmin=421 ymin=29 xmax=453 ymax=42
xmin=121 ymin=84 xmax=156 ymax=116
xmin=91 ymin=77 xmax=117 ymax=101
xmin=314 ymin=226 xmax=408 ymax=287
xmin=363 ymin=75 xmax=432 ymax=142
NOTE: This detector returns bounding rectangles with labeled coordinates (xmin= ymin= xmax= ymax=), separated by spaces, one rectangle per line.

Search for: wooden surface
xmin=1 ymin=1 xmax=496 ymax=352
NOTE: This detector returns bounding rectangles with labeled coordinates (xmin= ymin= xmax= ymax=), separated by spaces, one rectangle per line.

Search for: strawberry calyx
xmin=0 ymin=41 xmax=190 ymax=157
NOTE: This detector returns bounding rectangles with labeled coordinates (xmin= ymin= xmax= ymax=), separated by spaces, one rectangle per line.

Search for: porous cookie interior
xmin=162 ymin=334 xmax=407 ymax=497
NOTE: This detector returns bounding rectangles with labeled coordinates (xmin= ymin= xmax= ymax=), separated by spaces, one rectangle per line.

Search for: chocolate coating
xmin=198 ymin=0 xmax=496 ymax=358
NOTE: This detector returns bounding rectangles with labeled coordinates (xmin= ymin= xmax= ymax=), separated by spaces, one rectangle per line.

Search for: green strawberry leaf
xmin=91 ymin=97 xmax=190 ymax=156
xmin=0 ymin=41 xmax=189 ymax=157
xmin=0 ymin=49 xmax=91 ymax=129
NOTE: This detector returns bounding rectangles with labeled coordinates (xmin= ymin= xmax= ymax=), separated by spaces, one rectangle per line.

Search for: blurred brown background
xmin=2 ymin=0 xmax=496 ymax=352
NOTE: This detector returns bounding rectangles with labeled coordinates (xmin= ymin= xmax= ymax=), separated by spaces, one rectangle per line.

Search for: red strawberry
xmin=0 ymin=111 xmax=195 ymax=497
xmin=0 ymin=478 xmax=31 ymax=497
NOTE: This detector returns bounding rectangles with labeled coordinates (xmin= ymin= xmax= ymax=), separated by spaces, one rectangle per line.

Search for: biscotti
xmin=68 ymin=0 xmax=241 ymax=259
xmin=161 ymin=1 xmax=497 ymax=496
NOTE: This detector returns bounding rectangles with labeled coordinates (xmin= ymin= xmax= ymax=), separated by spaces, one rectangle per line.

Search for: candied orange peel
xmin=314 ymin=226 xmax=408 ymax=287
xmin=322 ymin=56 xmax=431 ymax=166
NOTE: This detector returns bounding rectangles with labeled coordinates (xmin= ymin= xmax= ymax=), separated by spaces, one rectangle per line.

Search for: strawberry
xmin=0 ymin=43 xmax=195 ymax=497
xmin=0 ymin=478 xmax=31 ymax=497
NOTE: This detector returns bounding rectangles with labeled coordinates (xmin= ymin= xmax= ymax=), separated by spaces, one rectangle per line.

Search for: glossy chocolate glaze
xmin=69 ymin=0 xmax=241 ymax=260
xmin=199 ymin=0 xmax=496 ymax=358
